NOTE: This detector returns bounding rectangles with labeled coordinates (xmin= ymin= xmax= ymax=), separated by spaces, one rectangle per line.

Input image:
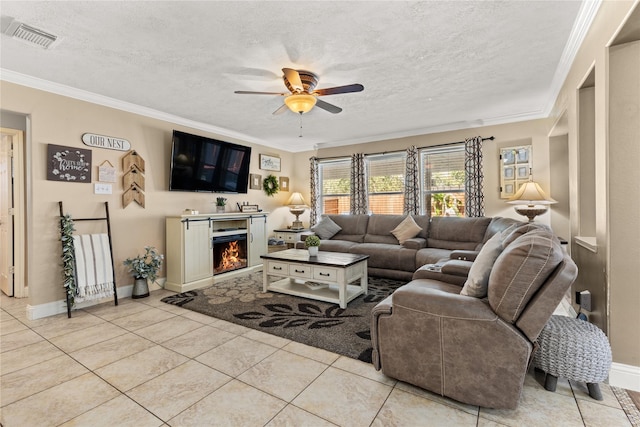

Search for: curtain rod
xmin=311 ymin=136 xmax=495 ymax=161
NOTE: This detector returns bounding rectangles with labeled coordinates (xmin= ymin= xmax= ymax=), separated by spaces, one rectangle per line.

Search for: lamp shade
xmin=286 ymin=192 xmax=307 ymax=206
xmin=507 ymin=181 xmax=557 ymax=206
xmin=284 ymin=94 xmax=316 ymax=114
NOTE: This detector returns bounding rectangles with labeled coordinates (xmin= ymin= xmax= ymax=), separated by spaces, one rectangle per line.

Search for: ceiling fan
xmin=234 ymin=68 xmax=364 ymax=115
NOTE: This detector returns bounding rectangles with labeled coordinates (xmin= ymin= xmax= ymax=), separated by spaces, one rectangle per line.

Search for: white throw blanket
xmin=73 ymin=234 xmax=115 ymax=302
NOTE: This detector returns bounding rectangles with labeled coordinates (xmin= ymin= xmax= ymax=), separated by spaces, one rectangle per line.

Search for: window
xmin=420 ymin=145 xmax=466 ymax=217
xmin=367 ymin=153 xmax=406 ymax=214
xmin=319 ymin=159 xmax=350 ymax=215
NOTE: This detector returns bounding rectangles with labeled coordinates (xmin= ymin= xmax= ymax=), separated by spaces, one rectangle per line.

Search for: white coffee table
xmin=260 ymin=249 xmax=369 ymax=309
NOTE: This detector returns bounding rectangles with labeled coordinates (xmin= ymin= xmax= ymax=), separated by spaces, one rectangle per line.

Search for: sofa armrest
xmin=402 ymin=237 xmax=427 ymax=250
xmin=440 ymin=259 xmax=473 ymax=277
xmin=450 ymin=250 xmax=480 ymax=261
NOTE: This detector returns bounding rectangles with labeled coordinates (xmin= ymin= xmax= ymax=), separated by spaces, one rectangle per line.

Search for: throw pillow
xmin=460 ymin=231 xmax=504 ymax=298
xmin=311 ymin=216 xmax=342 ymax=240
xmin=391 ymin=215 xmax=423 ymax=245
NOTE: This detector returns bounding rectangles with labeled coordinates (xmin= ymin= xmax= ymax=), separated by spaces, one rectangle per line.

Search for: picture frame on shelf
xmin=259 ymin=154 xmax=281 ymax=171
xmin=241 ymin=204 xmax=259 ymax=213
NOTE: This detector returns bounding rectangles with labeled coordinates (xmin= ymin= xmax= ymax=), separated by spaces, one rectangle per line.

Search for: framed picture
xmin=503 ymin=166 xmax=515 ymax=179
xmin=499 ymin=144 xmax=532 ymax=199
xmin=259 ymin=154 xmax=281 ymax=171
xmin=47 ymin=144 xmax=92 ymax=183
xmin=279 ymin=176 xmax=289 ymax=192
xmin=249 ymin=173 xmax=262 ymax=190
xmin=517 ymin=165 xmax=529 ymax=179
xmin=241 ymin=204 xmax=259 ymax=213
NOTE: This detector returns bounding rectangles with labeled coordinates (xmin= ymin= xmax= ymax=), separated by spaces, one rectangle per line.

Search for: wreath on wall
xmin=263 ymin=174 xmax=279 ymax=197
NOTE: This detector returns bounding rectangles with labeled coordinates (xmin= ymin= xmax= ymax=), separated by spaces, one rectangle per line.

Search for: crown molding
xmin=0 ymin=69 xmax=267 ymax=147
xmin=543 ymin=0 xmax=602 ymax=116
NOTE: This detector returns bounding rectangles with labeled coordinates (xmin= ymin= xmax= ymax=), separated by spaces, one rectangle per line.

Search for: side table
xmin=273 ymin=228 xmax=310 ymax=248
xmin=533 ymin=315 xmax=612 ymax=400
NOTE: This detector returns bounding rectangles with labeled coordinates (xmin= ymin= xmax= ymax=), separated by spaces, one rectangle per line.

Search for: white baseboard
xmin=26 ymin=285 xmax=133 ymax=320
xmin=609 ymin=362 xmax=640 ymax=392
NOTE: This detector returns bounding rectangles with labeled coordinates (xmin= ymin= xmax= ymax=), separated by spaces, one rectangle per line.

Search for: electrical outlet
xmin=575 ymin=290 xmax=592 ymax=312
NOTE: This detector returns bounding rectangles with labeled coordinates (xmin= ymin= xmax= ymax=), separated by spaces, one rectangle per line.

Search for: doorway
xmin=1 ymin=127 xmax=27 ymax=298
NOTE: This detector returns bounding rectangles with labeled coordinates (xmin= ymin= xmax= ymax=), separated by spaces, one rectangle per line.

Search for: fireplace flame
xmin=217 ymin=240 xmax=246 ymax=272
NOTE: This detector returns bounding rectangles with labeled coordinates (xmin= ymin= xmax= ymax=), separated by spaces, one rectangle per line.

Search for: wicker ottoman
xmin=533 ymin=315 xmax=612 ymax=400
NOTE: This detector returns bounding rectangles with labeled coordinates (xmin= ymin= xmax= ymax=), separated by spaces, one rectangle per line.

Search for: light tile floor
xmin=0 ymin=290 xmax=633 ymax=427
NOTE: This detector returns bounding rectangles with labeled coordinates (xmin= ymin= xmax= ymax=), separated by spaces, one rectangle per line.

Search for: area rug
xmin=612 ymin=387 xmax=640 ymax=426
xmin=161 ymin=272 xmax=403 ymax=362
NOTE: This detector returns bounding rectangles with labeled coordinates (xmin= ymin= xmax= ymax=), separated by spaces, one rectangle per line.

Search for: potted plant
xmin=304 ymin=235 xmax=321 ymax=256
xmin=216 ymin=197 xmax=227 ymax=213
xmin=123 ymin=246 xmax=163 ymax=299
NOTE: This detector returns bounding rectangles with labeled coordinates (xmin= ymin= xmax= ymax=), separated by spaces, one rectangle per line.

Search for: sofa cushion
xmin=326 ymin=214 xmax=369 ymax=243
xmin=427 ymin=217 xmax=492 ymax=250
xmin=311 ymin=215 xmax=342 ymax=239
xmin=416 ymin=247 xmax=455 ymax=267
xmin=391 ymin=215 xmax=423 ymax=244
xmin=482 ymin=217 xmax=522 ymax=243
xmin=460 ymin=231 xmax=504 ymax=298
xmin=318 ymin=239 xmax=358 ymax=253
xmin=488 ymin=231 xmax=563 ymax=323
xmin=350 ymin=243 xmax=416 ymax=272
xmin=363 ymin=214 xmax=430 ymax=244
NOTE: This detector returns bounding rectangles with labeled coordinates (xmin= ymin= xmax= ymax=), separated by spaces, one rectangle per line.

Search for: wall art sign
xmin=259 ymin=154 xmax=281 ymax=171
xmin=98 ymin=160 xmax=117 ymax=182
xmin=82 ymin=133 xmax=131 ymax=151
xmin=47 ymin=144 xmax=92 ymax=183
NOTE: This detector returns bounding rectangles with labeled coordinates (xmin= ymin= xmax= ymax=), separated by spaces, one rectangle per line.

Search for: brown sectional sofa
xmin=370 ymin=224 xmax=578 ymax=409
xmin=298 ymin=214 xmax=521 ymax=281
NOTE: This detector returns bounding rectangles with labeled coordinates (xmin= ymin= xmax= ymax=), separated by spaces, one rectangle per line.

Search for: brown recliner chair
xmin=371 ymin=231 xmax=578 ymax=409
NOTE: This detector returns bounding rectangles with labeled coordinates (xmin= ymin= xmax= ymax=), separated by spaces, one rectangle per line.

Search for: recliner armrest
xmin=392 ymin=281 xmax=495 ymax=321
xmin=450 ymin=250 xmax=480 ymax=261
xmin=441 ymin=259 xmax=473 ymax=277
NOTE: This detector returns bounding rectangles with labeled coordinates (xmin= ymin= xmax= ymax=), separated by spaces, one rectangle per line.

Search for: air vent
xmin=6 ymin=21 xmax=58 ymax=49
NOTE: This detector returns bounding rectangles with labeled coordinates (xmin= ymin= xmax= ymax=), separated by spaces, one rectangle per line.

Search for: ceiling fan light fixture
xmin=284 ymin=93 xmax=316 ymax=114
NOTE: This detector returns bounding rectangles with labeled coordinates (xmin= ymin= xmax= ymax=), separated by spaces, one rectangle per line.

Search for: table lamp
xmin=286 ymin=192 xmax=307 ymax=230
xmin=507 ymin=173 xmax=557 ymax=222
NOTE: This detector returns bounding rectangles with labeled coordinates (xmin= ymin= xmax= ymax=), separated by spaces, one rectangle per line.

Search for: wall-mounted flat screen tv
xmin=169 ymin=130 xmax=251 ymax=193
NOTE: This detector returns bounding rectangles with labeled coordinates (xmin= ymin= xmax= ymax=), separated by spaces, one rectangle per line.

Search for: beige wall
xmin=0 ymin=81 xmax=297 ymax=306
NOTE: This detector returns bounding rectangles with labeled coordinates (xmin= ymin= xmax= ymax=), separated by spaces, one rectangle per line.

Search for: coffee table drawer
xmin=313 ymin=267 xmax=338 ymax=281
xmin=289 ymin=264 xmax=312 ymax=279
xmin=266 ymin=261 xmax=288 ymax=275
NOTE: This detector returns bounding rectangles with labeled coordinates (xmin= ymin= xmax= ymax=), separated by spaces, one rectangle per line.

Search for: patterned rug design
xmin=161 ymin=272 xmax=403 ymax=362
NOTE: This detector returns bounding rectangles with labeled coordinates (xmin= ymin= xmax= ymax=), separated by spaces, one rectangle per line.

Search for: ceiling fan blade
xmin=272 ymin=104 xmax=288 ymax=115
xmin=282 ymin=68 xmax=304 ymax=92
xmin=314 ymin=84 xmax=364 ymax=96
xmin=315 ymin=99 xmax=342 ymax=114
xmin=234 ymin=90 xmax=286 ymax=95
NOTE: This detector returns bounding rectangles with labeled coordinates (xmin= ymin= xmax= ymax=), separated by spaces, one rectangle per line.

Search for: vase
xmin=216 ymin=205 xmax=225 ymax=213
xmin=131 ymin=277 xmax=149 ymax=299
xmin=308 ymin=246 xmax=319 ymax=256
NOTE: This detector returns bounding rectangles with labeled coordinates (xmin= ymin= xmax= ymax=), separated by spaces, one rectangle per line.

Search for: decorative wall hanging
xmin=47 ymin=144 xmax=92 ymax=183
xmin=122 ymin=183 xmax=145 ymax=208
xmin=122 ymin=150 xmax=146 ymax=208
xmin=249 ymin=173 xmax=262 ymax=190
xmin=263 ymin=174 xmax=279 ymax=196
xmin=500 ymin=145 xmax=531 ymax=199
xmin=98 ymin=160 xmax=117 ymax=182
xmin=82 ymin=133 xmax=131 ymax=151
xmin=279 ymin=176 xmax=289 ymax=192
xmin=259 ymin=154 xmax=281 ymax=171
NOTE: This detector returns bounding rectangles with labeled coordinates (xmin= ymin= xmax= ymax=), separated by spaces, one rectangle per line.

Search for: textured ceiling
xmin=0 ymin=1 xmax=592 ymax=152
